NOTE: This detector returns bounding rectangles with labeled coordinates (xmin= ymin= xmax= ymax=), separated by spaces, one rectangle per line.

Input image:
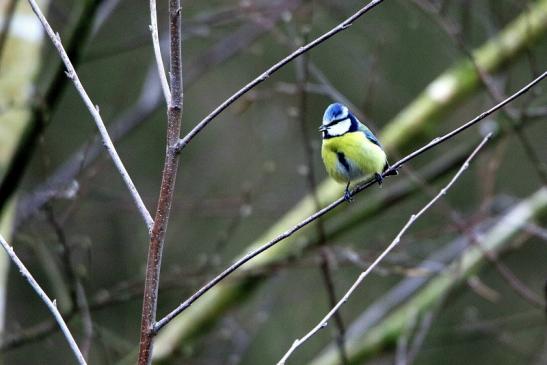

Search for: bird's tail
xmin=383 ymin=161 xmax=399 ymax=176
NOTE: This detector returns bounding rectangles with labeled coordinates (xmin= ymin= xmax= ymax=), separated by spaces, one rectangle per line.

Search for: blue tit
xmin=319 ymin=103 xmax=397 ymax=201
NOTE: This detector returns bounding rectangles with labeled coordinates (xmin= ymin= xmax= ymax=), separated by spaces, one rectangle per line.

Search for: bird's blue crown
xmin=322 ymin=103 xmax=349 ymax=124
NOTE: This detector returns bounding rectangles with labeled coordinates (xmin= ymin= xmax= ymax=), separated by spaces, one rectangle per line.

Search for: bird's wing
xmin=357 ymin=121 xmax=383 ymax=149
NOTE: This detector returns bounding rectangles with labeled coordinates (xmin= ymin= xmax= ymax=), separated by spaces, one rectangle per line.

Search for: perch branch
xmin=154 ymin=71 xmax=546 ymax=333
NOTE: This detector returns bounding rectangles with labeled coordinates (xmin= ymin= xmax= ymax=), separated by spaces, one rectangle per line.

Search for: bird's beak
xmin=318 ymin=125 xmax=327 ymax=132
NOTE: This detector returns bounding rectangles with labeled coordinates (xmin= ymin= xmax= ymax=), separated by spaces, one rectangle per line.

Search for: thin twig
xmin=137 ymin=0 xmax=183 ymax=364
xmin=25 ymin=0 xmax=154 ymax=232
xmin=0 ymin=234 xmax=86 ymax=364
xmin=154 ymin=71 xmax=547 ymax=332
xmin=149 ymin=0 xmax=171 ymax=103
xmin=173 ymin=0 xmax=385 ymax=153
xmin=276 ymin=134 xmax=492 ymax=364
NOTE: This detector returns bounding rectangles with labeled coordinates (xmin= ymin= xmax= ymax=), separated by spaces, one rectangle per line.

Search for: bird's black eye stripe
xmin=326 ymin=117 xmax=348 ymax=127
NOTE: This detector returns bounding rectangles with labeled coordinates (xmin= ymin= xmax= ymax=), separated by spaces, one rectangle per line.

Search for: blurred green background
xmin=1 ymin=0 xmax=547 ymax=364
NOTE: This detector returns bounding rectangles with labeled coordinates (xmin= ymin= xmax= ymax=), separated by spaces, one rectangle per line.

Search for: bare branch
xmin=173 ymin=0 xmax=385 ymax=153
xmin=25 ymin=0 xmax=154 ymax=231
xmin=154 ymin=71 xmax=547 ymax=333
xmin=0 ymin=234 xmax=86 ymax=365
xmin=138 ymin=0 xmax=183 ymax=363
xmin=149 ymin=0 xmax=171 ymax=103
xmin=276 ymin=134 xmax=492 ymax=365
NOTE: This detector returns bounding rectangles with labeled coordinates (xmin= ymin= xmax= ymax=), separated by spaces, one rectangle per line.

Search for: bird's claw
xmin=344 ymin=189 xmax=353 ymax=203
xmin=344 ymin=181 xmax=353 ymax=203
xmin=375 ymin=173 xmax=383 ymax=187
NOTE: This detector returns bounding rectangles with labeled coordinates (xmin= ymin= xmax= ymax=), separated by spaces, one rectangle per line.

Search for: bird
xmin=319 ymin=102 xmax=397 ymax=201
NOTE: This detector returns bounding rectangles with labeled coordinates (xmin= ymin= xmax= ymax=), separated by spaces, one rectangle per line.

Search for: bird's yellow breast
xmin=321 ymin=132 xmax=387 ymax=183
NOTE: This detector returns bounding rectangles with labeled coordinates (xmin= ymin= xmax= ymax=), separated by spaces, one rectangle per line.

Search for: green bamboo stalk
xmin=152 ymin=1 xmax=547 ymax=361
xmin=309 ymin=187 xmax=547 ymax=365
xmin=0 ymin=0 xmax=48 ymax=336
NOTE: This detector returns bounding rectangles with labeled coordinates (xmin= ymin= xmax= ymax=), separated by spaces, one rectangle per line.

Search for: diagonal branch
xmin=0 ymin=234 xmax=86 ymax=365
xmin=277 ymin=133 xmax=492 ymax=364
xmin=173 ymin=0 xmax=385 ymax=153
xmin=154 ymin=71 xmax=547 ymax=333
xmin=25 ymin=0 xmax=154 ymax=232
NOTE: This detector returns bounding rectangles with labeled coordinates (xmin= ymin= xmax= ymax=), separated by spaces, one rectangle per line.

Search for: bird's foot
xmin=344 ymin=189 xmax=353 ymax=203
xmin=375 ymin=173 xmax=383 ymax=187
xmin=344 ymin=181 xmax=353 ymax=203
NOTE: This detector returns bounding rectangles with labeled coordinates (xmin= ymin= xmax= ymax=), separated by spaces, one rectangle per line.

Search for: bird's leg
xmin=344 ymin=181 xmax=353 ymax=202
xmin=374 ymin=173 xmax=383 ymax=187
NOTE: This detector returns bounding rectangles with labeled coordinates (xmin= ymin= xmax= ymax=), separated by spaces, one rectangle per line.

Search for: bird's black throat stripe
xmin=336 ymin=152 xmax=350 ymax=172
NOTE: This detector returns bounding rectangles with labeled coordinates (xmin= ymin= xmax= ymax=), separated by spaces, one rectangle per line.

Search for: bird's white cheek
xmin=327 ymin=119 xmax=351 ymax=136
